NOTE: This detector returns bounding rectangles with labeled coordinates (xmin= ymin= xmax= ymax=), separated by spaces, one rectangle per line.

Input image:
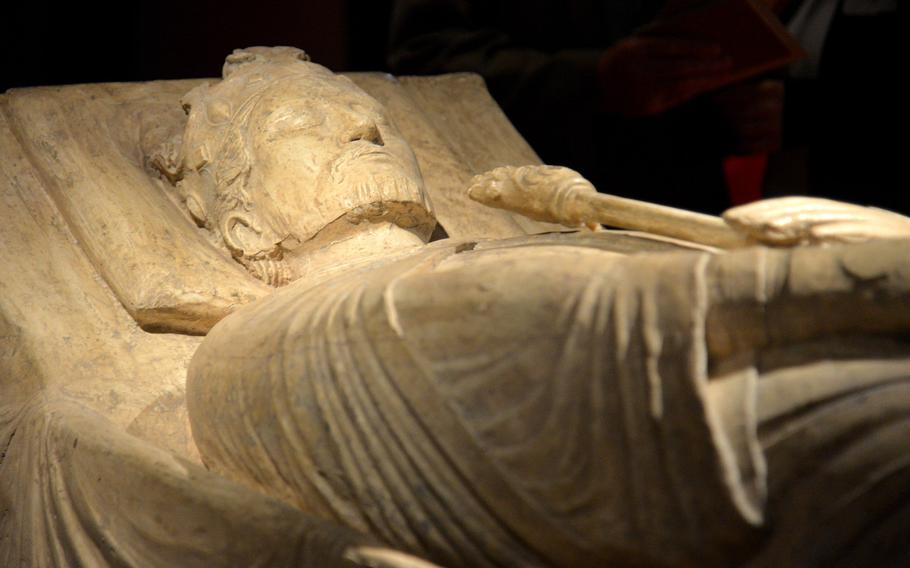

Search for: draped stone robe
xmin=188 ymin=232 xmax=910 ymax=568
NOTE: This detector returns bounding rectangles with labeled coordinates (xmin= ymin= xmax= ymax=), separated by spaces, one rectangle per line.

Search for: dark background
xmin=1 ymin=1 xmax=393 ymax=92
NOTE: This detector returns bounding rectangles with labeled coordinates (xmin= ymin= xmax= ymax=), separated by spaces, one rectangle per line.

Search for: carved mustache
xmin=329 ymin=141 xmax=401 ymax=182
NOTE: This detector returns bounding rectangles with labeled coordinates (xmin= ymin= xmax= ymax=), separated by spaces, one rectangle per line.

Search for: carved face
xmin=240 ymin=74 xmax=432 ymax=255
xmin=178 ymin=53 xmax=435 ymax=285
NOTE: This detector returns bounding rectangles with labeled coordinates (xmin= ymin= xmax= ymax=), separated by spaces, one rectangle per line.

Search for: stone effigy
xmin=2 ymin=46 xmax=910 ymax=567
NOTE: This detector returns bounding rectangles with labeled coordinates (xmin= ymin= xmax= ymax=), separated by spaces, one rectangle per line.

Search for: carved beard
xmin=238 ymin=254 xmax=291 ymax=287
xmin=235 ymin=158 xmax=428 ymax=287
xmin=325 ymin=143 xmax=428 ymax=216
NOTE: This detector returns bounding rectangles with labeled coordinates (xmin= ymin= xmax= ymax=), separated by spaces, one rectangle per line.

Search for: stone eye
xmin=264 ymin=109 xmax=325 ymax=140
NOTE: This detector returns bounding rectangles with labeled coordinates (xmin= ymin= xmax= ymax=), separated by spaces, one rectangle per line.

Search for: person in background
xmin=387 ymin=0 xmax=785 ymax=215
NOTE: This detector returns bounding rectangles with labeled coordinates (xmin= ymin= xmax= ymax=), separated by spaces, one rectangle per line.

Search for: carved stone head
xmin=170 ymin=46 xmax=435 ymax=285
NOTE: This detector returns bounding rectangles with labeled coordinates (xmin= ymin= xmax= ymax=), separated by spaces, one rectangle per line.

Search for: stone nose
xmin=346 ymin=119 xmax=384 ymax=146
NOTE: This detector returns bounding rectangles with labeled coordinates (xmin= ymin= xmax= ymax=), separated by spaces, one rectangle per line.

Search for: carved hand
xmin=723 ymin=197 xmax=910 ymax=246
